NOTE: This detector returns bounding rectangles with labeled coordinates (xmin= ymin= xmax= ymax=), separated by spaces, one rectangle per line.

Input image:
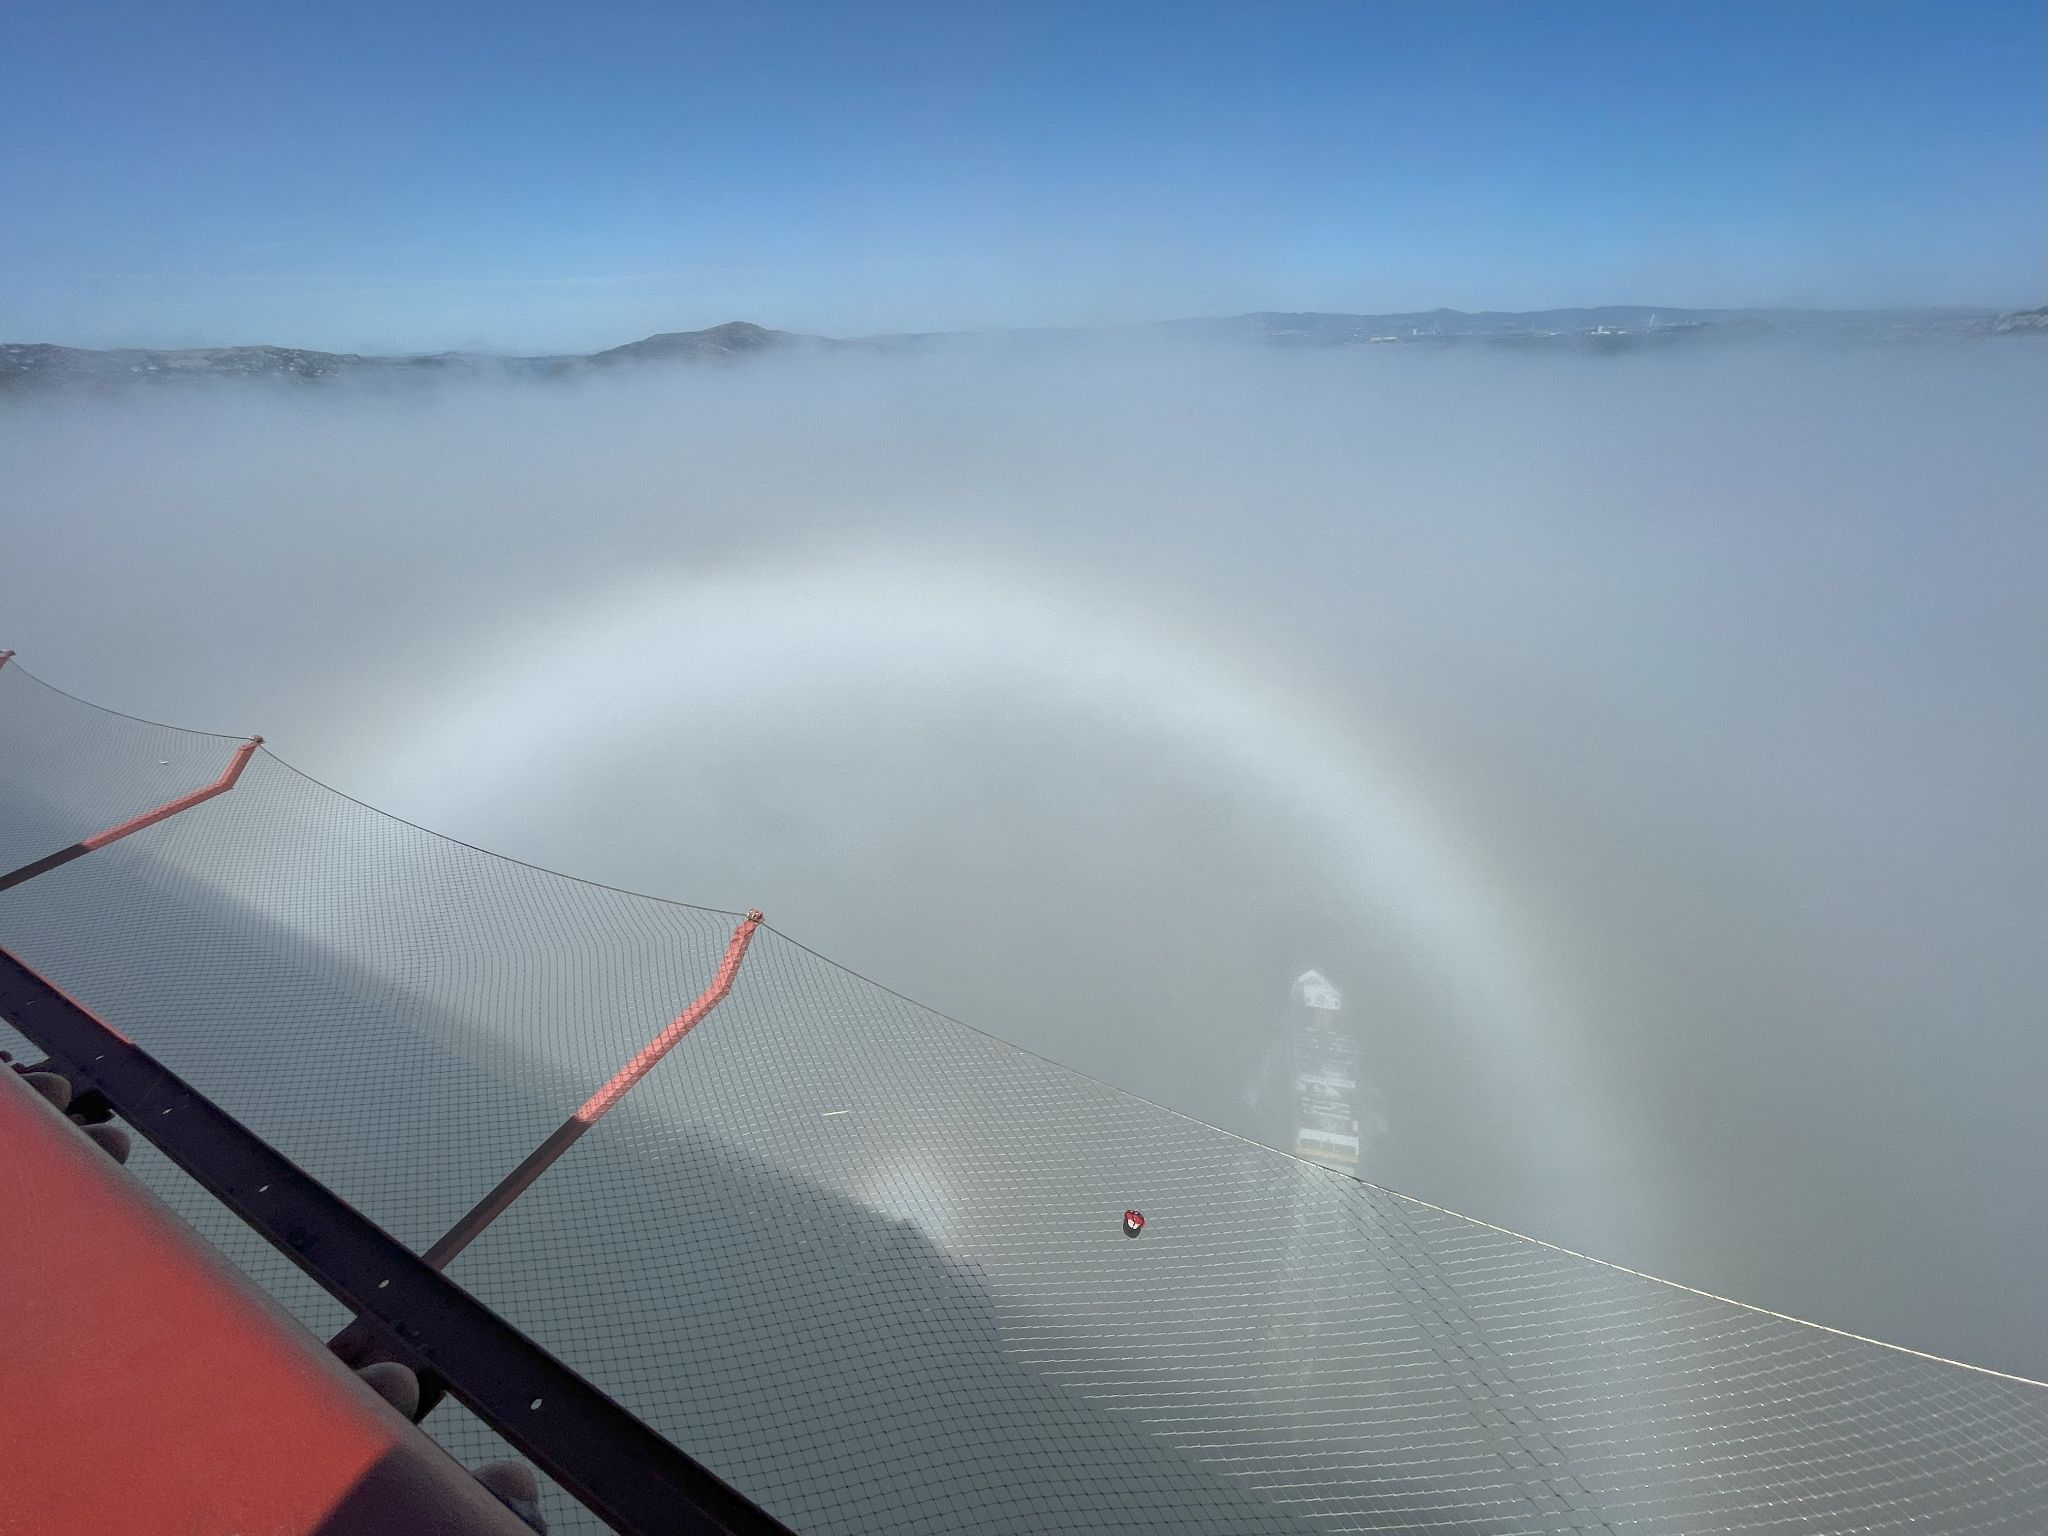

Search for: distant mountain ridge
xmin=582 ymin=319 xmax=810 ymax=364
xmin=3 ymin=306 xmax=2038 ymax=391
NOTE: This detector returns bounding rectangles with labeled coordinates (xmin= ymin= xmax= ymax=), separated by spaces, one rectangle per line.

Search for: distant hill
xmin=0 ymin=340 xmax=572 ymax=389
xmin=3 ymin=307 xmax=2037 ymax=393
xmin=580 ymin=319 xmax=812 ymax=365
xmin=1169 ymin=306 xmax=2023 ymax=346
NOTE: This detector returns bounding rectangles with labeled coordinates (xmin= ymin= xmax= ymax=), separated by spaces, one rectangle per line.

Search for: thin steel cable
xmin=260 ymin=751 xmax=745 ymax=920
xmin=2 ymin=658 xmax=250 ymax=740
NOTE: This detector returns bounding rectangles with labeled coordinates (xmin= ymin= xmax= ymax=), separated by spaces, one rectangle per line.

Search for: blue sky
xmin=4 ymin=0 xmax=2042 ymax=351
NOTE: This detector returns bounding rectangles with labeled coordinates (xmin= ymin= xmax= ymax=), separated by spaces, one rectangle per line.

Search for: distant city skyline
xmin=4 ymin=0 xmax=2042 ymax=353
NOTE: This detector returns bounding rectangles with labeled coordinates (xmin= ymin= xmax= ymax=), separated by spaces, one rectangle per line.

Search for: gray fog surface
xmin=4 ymin=333 xmax=2044 ymax=1382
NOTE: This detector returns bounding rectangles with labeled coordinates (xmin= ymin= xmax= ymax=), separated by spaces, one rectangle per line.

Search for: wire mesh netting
xmin=2 ymin=658 xmax=2045 ymax=1535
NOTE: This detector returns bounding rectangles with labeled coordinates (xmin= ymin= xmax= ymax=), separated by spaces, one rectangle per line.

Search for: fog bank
xmin=4 ymin=335 xmax=2044 ymax=1374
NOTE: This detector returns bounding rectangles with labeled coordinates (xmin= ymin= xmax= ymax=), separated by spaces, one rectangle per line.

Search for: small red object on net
xmin=1122 ymin=1209 xmax=1145 ymax=1238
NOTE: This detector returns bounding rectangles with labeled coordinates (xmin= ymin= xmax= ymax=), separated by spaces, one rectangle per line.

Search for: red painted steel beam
xmin=0 ymin=944 xmax=798 ymax=1536
xmin=0 ymin=1064 xmax=537 ymax=1536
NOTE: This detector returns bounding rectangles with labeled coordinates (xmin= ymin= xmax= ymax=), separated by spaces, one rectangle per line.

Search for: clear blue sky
xmin=4 ymin=0 xmax=2042 ymax=352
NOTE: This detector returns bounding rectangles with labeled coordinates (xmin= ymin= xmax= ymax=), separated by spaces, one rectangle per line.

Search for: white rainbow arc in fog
xmin=364 ymin=546 xmax=1618 ymax=1213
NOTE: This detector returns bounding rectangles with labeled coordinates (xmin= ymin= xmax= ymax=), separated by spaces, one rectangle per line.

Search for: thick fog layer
xmin=4 ymin=336 xmax=2044 ymax=1375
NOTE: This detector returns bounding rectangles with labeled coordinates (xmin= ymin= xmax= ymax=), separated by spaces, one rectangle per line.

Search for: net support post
xmin=423 ymin=909 xmax=764 ymax=1270
xmin=0 ymin=736 xmax=263 ymax=894
xmin=333 ymin=911 xmax=765 ymax=1387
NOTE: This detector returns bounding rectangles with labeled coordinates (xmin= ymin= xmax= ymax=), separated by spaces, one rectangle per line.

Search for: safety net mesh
xmin=2 ymin=658 xmax=2044 ymax=1535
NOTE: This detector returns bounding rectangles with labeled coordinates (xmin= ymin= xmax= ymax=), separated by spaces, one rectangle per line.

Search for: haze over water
xmin=5 ymin=331 xmax=2043 ymax=1375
